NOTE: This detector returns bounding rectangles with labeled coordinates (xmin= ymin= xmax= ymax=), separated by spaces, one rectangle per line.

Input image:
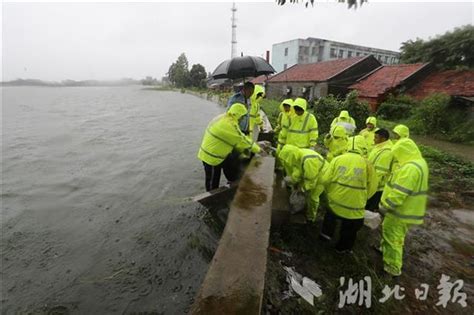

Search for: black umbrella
xmin=211 ymin=56 xmax=276 ymax=80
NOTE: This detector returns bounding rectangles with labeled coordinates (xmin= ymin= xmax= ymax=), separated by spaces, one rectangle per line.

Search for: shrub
xmin=377 ymin=94 xmax=417 ymax=120
xmin=313 ymin=94 xmax=344 ymax=134
xmin=409 ymin=93 xmax=452 ymax=135
xmin=343 ymin=90 xmax=370 ymax=130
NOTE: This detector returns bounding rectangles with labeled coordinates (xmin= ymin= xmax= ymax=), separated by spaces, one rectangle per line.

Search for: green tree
xmin=167 ymin=53 xmax=190 ymax=88
xmin=400 ymin=25 xmax=474 ymax=69
xmin=189 ymin=64 xmax=207 ymax=88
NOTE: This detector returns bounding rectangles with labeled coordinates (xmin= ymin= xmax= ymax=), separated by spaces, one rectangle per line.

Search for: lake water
xmin=1 ymin=86 xmax=224 ymax=314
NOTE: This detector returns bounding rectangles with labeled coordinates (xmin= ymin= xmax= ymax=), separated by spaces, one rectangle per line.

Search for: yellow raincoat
xmin=324 ymin=125 xmax=348 ymax=162
xmin=360 ymin=116 xmax=379 ymax=150
xmin=279 ymin=98 xmax=318 ymax=149
xmin=321 ymin=135 xmax=378 ymax=220
xmin=380 ymin=138 xmax=429 ymax=276
xmin=248 ymin=84 xmax=265 ymax=138
xmin=368 ymin=139 xmax=393 ymax=191
xmin=279 ymin=144 xmax=327 ymax=221
xmin=331 ymin=110 xmax=356 ymax=135
xmin=197 ymin=103 xmax=260 ymax=166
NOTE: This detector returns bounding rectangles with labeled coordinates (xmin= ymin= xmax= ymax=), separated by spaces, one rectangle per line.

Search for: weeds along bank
xmin=377 ymin=93 xmax=474 ymax=144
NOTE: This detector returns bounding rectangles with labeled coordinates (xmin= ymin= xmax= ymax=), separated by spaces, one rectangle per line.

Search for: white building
xmin=272 ymin=37 xmax=400 ymax=73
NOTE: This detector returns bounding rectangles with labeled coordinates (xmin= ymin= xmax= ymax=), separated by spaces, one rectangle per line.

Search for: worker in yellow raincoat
xmin=278 ymin=144 xmax=328 ymax=222
xmin=392 ymin=124 xmax=410 ymax=141
xmin=380 ymin=138 xmax=429 ymax=276
xmin=360 ymin=116 xmax=379 ymax=151
xmin=248 ymin=84 xmax=265 ymax=139
xmin=331 ymin=110 xmax=356 ymax=135
xmin=324 ymin=125 xmax=348 ymax=162
xmin=197 ymin=103 xmax=261 ymax=191
xmin=320 ymin=135 xmax=378 ymax=253
xmin=366 ymin=128 xmax=393 ymax=211
xmin=275 ymin=99 xmax=294 ymax=135
xmin=278 ymin=98 xmax=318 ymax=149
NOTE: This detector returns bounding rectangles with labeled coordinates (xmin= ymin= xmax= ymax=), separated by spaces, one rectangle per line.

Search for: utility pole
xmin=231 ymin=2 xmax=237 ymax=58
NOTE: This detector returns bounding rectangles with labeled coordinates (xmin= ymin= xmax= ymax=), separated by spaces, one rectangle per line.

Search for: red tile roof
xmin=350 ymin=63 xmax=428 ymax=98
xmin=268 ymin=56 xmax=369 ymax=83
xmin=408 ymin=70 xmax=474 ymax=99
xmin=251 ymin=75 xmax=271 ymax=84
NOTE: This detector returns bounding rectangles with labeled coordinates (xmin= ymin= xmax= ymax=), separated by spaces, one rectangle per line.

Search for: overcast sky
xmin=2 ymin=0 xmax=473 ymax=81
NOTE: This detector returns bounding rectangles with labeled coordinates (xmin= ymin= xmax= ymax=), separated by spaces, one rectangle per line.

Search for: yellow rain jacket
xmin=197 ymin=103 xmax=260 ymax=166
xmin=324 ymin=125 xmax=348 ymax=162
xmin=279 ymin=144 xmax=327 ymax=221
xmin=393 ymin=124 xmax=409 ymax=140
xmin=322 ymin=136 xmax=378 ymax=219
xmin=368 ymin=139 xmax=393 ymax=191
xmin=279 ymin=98 xmax=318 ymax=149
xmin=360 ymin=116 xmax=379 ymax=150
xmin=275 ymin=99 xmax=294 ymax=134
xmin=249 ymin=85 xmax=265 ymax=136
xmin=381 ymin=138 xmax=429 ymax=225
xmin=348 ymin=135 xmax=369 ymax=158
xmin=331 ymin=110 xmax=356 ymax=134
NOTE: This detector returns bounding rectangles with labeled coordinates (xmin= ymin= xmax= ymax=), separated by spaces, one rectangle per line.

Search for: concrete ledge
xmin=191 ymin=156 xmax=275 ymax=315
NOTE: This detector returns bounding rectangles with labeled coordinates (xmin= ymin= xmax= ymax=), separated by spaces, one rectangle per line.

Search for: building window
xmin=284 ymin=47 xmax=288 ymax=56
xmin=283 ymin=64 xmax=288 ymax=70
xmin=356 ymin=52 xmax=361 ymax=56
xmin=312 ymin=47 xmax=317 ymax=56
xmin=385 ymin=56 xmax=389 ymax=63
xmin=348 ymin=51 xmax=353 ymax=58
xmin=303 ymin=46 xmax=309 ymax=55
xmin=330 ymin=48 xmax=337 ymax=58
xmin=378 ymin=55 xmax=382 ymax=61
xmin=338 ymin=50 xmax=344 ymax=58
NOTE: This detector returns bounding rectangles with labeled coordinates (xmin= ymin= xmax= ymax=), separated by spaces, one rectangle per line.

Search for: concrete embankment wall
xmin=191 ymin=156 xmax=276 ymax=314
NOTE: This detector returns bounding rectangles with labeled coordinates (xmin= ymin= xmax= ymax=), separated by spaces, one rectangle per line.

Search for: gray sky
xmin=2 ymin=0 xmax=473 ymax=81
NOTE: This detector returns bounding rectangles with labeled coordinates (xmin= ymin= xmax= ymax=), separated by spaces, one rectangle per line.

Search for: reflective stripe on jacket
xmin=381 ymin=160 xmax=428 ymax=225
xmin=368 ymin=140 xmax=393 ymax=190
xmin=279 ymin=113 xmax=318 ymax=148
xmin=197 ymin=113 xmax=260 ymax=166
xmin=322 ymin=152 xmax=377 ymax=219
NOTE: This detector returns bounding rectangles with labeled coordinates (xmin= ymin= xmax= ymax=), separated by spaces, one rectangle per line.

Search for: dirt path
xmin=263 ymin=203 xmax=474 ymax=314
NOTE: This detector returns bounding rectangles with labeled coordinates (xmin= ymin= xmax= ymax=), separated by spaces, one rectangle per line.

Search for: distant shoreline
xmin=1 ymin=78 xmax=153 ymax=87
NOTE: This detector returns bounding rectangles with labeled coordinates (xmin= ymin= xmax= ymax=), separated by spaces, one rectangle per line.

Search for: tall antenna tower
xmin=231 ymin=2 xmax=237 ymax=58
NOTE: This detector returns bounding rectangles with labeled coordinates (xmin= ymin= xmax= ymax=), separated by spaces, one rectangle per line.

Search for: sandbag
xmin=364 ymin=210 xmax=382 ymax=229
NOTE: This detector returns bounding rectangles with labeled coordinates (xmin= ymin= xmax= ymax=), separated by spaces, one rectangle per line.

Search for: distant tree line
xmin=400 ymin=25 xmax=474 ymax=69
xmin=167 ymin=53 xmax=207 ymax=89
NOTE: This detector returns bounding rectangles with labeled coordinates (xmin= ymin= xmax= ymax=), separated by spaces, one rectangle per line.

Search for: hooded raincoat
xmin=360 ymin=116 xmax=379 ymax=150
xmin=279 ymin=98 xmax=318 ymax=149
xmin=248 ymin=85 xmax=265 ymax=138
xmin=393 ymin=124 xmax=410 ymax=140
xmin=368 ymin=139 xmax=393 ymax=191
xmin=279 ymin=144 xmax=327 ymax=221
xmin=324 ymin=125 xmax=348 ymax=162
xmin=321 ymin=135 xmax=378 ymax=220
xmin=380 ymin=138 xmax=429 ymax=275
xmin=275 ymin=99 xmax=294 ymax=134
xmin=331 ymin=110 xmax=356 ymax=135
xmin=197 ymin=103 xmax=260 ymax=166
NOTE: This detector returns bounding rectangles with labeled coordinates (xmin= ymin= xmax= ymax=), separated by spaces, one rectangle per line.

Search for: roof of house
xmin=250 ymin=75 xmax=271 ymax=84
xmin=349 ymin=63 xmax=428 ymax=98
xmin=408 ymin=70 xmax=474 ymax=99
xmin=268 ymin=56 xmax=372 ymax=83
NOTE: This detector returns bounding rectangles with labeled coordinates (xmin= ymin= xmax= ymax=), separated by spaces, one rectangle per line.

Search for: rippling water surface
xmin=1 ymin=86 xmax=223 ymax=313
